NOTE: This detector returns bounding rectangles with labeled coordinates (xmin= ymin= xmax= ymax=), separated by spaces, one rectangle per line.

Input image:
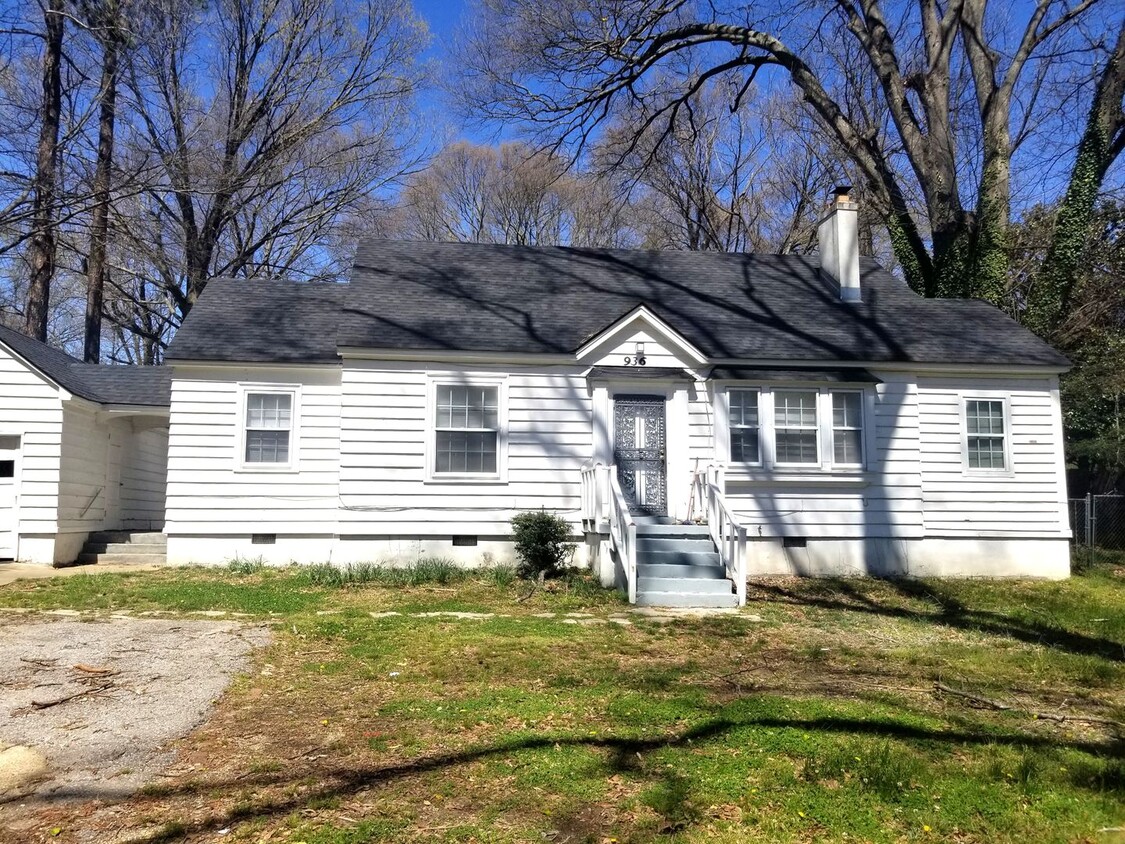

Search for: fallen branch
xmin=516 ymin=571 xmax=546 ymax=603
xmin=30 ymin=682 xmax=114 ymax=710
xmin=934 ymin=683 xmax=1123 ymax=730
xmin=19 ymin=657 xmax=58 ymax=667
xmin=73 ymin=664 xmax=117 ymax=676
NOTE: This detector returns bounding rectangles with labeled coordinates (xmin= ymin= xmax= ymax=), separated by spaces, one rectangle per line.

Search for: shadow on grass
xmin=74 ymin=709 xmax=1123 ymax=843
xmin=749 ymin=577 xmax=1125 ymax=663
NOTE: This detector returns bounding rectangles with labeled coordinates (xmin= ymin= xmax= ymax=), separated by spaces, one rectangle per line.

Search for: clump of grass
xmin=406 ymin=556 xmax=462 ymax=585
xmin=226 ymin=554 xmax=266 ymax=575
xmin=481 ymin=564 xmax=517 ymax=588
xmin=301 ymin=558 xmax=467 ymax=588
xmin=802 ymin=742 xmax=924 ymax=801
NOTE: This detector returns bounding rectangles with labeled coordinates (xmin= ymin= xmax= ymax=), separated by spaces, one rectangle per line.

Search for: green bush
xmin=510 ymin=510 xmax=575 ymax=580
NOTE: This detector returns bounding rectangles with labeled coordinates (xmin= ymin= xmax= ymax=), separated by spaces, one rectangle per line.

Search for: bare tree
xmin=79 ymin=0 xmax=127 ymax=362
xmin=116 ymin=0 xmax=425 ymax=335
xmin=23 ymin=0 xmax=64 ymax=341
xmin=456 ymin=0 xmax=1120 ymax=302
xmin=1029 ymin=23 xmax=1125 ymax=336
xmin=396 ymin=140 xmax=628 ymax=246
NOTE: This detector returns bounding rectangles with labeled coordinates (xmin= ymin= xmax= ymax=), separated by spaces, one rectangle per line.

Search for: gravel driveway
xmin=0 ymin=614 xmax=269 ymax=810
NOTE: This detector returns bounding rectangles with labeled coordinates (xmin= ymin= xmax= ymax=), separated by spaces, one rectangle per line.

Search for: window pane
xmin=0 ymin=435 xmax=19 ymax=450
xmin=731 ymin=429 xmax=760 ymax=463
xmin=776 ymin=430 xmax=819 ymax=463
xmin=436 ymin=385 xmax=498 ymax=429
xmin=729 ymin=390 xmax=759 ymax=427
xmin=245 ymin=430 xmax=290 ymax=463
xmin=834 ymin=429 xmax=862 ymax=463
xmin=247 ymin=393 xmax=291 ymax=429
xmin=966 ymin=400 xmax=1004 ymax=435
xmin=832 ymin=392 xmax=861 ymax=428
xmin=968 ymin=436 xmax=1005 ymax=470
xmin=775 ymin=391 xmax=817 ymax=427
xmin=0 ymin=460 xmax=13 ymax=478
xmin=436 ymin=431 xmax=497 ymax=474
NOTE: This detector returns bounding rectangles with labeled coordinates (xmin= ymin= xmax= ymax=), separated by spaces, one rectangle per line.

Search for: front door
xmin=0 ymin=435 xmax=19 ymax=559
xmin=613 ymin=395 xmax=667 ymax=516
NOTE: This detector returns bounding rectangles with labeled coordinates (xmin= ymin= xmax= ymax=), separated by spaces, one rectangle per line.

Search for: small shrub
xmin=227 ymin=555 xmax=266 ymax=575
xmin=510 ymin=510 xmax=575 ymax=580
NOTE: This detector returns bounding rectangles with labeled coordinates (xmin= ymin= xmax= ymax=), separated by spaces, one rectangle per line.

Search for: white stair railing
xmin=606 ymin=468 xmax=638 ymax=603
xmin=699 ymin=465 xmax=748 ymax=607
xmin=580 ymin=461 xmax=601 ymax=529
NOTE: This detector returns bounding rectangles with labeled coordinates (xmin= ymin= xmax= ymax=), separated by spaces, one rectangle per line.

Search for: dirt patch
xmin=0 ymin=615 xmax=269 ymax=813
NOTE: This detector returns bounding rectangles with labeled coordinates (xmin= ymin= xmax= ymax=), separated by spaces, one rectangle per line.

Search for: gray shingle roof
xmin=166 ymin=279 xmax=348 ymax=363
xmin=167 ymin=240 xmax=1069 ymax=368
xmin=0 ymin=323 xmax=170 ymax=407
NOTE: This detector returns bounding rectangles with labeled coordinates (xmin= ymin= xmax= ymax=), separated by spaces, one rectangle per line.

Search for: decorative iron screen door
xmin=613 ymin=395 xmax=667 ymax=516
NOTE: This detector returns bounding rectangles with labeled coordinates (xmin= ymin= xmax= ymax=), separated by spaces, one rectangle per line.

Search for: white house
xmin=0 ymin=324 xmax=169 ymax=565
xmin=0 ymin=190 xmax=1072 ymax=606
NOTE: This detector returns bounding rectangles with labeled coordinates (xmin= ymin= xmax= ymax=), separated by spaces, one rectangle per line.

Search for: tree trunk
xmin=24 ymin=0 xmax=65 ymax=342
xmin=85 ymin=27 xmax=121 ymax=363
xmin=1031 ymin=21 xmax=1125 ymax=338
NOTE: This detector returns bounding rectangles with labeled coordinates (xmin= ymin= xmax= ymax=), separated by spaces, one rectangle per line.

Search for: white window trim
xmin=773 ymin=388 xmax=822 ymax=468
xmin=829 ymin=389 xmax=865 ymax=468
xmin=719 ymin=385 xmax=868 ymax=471
xmin=236 ymin=384 xmax=300 ymax=473
xmin=962 ymin=394 xmax=1013 ymax=476
xmin=722 ymin=387 xmax=763 ymax=467
xmin=425 ymin=375 xmax=508 ymax=483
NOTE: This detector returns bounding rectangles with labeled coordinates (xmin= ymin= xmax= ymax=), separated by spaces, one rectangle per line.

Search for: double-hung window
xmin=434 ymin=384 xmax=499 ymax=475
xmin=728 ymin=389 xmax=761 ymax=463
xmin=965 ymin=399 xmax=1007 ymax=470
xmin=773 ymin=390 xmax=820 ymax=465
xmin=725 ymin=386 xmax=866 ymax=469
xmin=832 ymin=392 xmax=863 ymax=465
xmin=243 ymin=391 xmax=293 ymax=466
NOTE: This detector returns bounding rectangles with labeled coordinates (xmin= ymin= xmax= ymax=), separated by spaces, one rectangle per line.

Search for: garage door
xmin=0 ymin=435 xmax=19 ymax=559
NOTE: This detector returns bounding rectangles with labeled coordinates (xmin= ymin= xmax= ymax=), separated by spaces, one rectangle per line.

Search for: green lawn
xmin=3 ymin=558 xmax=1123 ymax=844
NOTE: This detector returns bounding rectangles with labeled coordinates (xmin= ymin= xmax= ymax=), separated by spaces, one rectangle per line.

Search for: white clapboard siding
xmin=165 ymin=366 xmax=342 ymax=535
xmin=0 ymin=343 xmax=63 ymax=535
xmin=338 ymin=362 xmax=592 ymax=533
xmin=588 ymin=326 xmax=698 ymax=369
xmin=688 ymin=382 xmax=714 ymax=466
xmin=120 ymin=425 xmax=168 ymax=529
xmin=726 ymin=372 xmax=925 ymax=538
xmin=917 ymin=375 xmax=1068 ymax=537
xmin=56 ymin=403 xmax=112 ymax=532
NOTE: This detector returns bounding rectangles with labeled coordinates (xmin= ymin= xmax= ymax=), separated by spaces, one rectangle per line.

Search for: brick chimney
xmin=817 ymin=186 xmax=861 ymax=302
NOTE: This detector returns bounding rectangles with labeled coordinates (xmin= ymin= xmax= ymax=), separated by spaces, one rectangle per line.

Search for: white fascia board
xmin=575 ymin=305 xmax=708 ymax=365
xmin=98 ymin=404 xmax=170 ymax=417
xmin=168 ymin=360 xmax=342 ymax=372
xmin=0 ymin=338 xmax=63 ymax=393
xmin=706 ymin=358 xmax=1069 ymax=376
xmin=338 ymin=347 xmax=575 ymax=365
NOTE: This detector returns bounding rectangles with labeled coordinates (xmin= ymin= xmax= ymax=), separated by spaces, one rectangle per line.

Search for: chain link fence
xmin=1068 ymin=493 xmax=1125 ymax=549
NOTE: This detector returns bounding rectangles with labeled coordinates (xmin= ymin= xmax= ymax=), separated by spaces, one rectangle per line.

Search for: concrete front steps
xmin=634 ymin=521 xmax=738 ymax=608
xmin=77 ymin=531 xmax=167 ymax=566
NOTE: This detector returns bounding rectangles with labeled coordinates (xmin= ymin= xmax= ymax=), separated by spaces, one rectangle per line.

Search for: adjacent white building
xmin=0 ymin=191 xmax=1072 ymax=604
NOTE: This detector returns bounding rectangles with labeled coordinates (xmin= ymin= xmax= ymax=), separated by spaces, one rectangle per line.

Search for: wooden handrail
xmin=79 ymin=487 xmax=103 ymax=519
xmin=606 ymin=468 xmax=638 ymax=604
xmin=698 ymin=465 xmax=747 ymax=607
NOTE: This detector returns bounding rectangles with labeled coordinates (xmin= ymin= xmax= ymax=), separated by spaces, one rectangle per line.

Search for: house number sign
xmin=622 ymin=355 xmax=647 ymax=366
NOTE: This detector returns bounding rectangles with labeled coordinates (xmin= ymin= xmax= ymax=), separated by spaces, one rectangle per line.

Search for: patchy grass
xmin=2 ymin=556 xmax=1123 ymax=843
